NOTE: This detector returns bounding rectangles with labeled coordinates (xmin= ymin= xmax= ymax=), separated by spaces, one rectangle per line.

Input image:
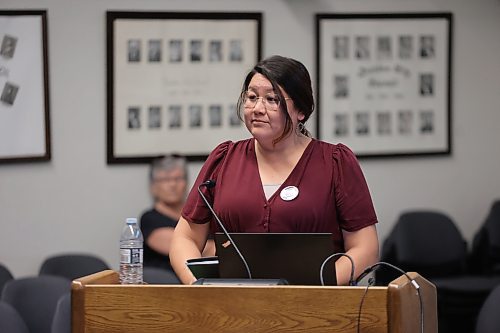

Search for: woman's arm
xmin=336 ymin=224 xmax=379 ymax=285
xmin=202 ymin=239 xmax=216 ymax=257
xmin=170 ymin=216 xmax=211 ymax=284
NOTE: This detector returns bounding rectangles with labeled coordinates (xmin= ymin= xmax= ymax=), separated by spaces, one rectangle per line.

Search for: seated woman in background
xmin=170 ymin=55 xmax=379 ymax=285
xmin=140 ymin=155 xmax=214 ymax=273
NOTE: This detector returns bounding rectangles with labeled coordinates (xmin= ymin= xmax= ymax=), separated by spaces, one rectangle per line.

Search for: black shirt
xmin=140 ymin=208 xmax=177 ymax=271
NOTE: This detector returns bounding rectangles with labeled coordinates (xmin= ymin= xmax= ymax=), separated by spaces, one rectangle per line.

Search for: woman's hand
xmin=170 ymin=217 xmax=211 ymax=284
xmin=336 ymin=225 xmax=379 ymax=285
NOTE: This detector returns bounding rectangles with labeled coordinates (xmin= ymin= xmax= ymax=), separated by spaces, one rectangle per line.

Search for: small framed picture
xmin=0 ymin=10 xmax=51 ymax=163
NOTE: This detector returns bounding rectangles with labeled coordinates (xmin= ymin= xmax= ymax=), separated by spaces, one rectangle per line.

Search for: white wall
xmin=1 ymin=0 xmax=499 ymax=277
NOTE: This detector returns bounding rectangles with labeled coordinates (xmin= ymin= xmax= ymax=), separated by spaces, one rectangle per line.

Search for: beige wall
xmin=1 ymin=0 xmax=499 ymax=277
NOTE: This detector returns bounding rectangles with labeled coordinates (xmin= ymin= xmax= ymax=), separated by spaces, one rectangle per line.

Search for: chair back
xmin=470 ymin=200 xmax=500 ymax=274
xmin=393 ymin=211 xmax=467 ymax=277
xmin=0 ymin=263 xmax=14 ymax=294
xmin=39 ymin=254 xmax=109 ymax=280
xmin=475 ymin=284 xmax=500 ymax=333
xmin=51 ymin=292 xmax=71 ymax=333
xmin=486 ymin=201 xmax=500 ymax=244
xmin=1 ymin=275 xmax=71 ymax=333
xmin=484 ymin=201 xmax=500 ymax=269
xmin=0 ymin=300 xmax=30 ymax=333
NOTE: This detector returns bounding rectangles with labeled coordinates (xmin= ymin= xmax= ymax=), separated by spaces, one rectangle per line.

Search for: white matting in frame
xmin=0 ymin=10 xmax=50 ymax=163
xmin=107 ymin=11 xmax=262 ymax=163
xmin=316 ymin=13 xmax=452 ymax=158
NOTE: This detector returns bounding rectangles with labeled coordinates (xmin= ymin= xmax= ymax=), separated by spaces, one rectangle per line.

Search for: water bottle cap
xmin=126 ymin=217 xmax=138 ymax=225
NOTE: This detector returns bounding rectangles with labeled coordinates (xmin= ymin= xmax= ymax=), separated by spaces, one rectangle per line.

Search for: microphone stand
xmin=198 ymin=180 xmax=252 ymax=279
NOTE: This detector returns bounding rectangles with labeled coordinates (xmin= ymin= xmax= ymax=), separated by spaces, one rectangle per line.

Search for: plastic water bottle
xmin=119 ymin=217 xmax=143 ymax=284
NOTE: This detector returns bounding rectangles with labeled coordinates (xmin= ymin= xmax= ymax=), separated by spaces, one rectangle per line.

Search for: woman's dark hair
xmin=237 ymin=55 xmax=315 ymax=144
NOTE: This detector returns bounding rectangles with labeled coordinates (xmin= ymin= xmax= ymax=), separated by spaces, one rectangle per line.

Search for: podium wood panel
xmin=72 ymin=270 xmax=436 ymax=333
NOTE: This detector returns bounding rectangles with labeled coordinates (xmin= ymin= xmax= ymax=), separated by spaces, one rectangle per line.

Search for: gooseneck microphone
xmin=197 ymin=180 xmax=252 ymax=279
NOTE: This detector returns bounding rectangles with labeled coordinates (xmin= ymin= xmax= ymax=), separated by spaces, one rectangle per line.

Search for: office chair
xmin=0 ymin=263 xmax=14 ymax=294
xmin=377 ymin=211 xmax=467 ymax=285
xmin=0 ymin=300 xmax=30 ymax=333
xmin=475 ymin=284 xmax=500 ymax=333
xmin=1 ymin=275 xmax=71 ymax=333
xmin=469 ymin=200 xmax=500 ymax=274
xmin=39 ymin=253 xmax=109 ymax=281
xmin=393 ymin=211 xmax=467 ymax=277
xmin=377 ymin=211 xmax=500 ymax=333
xmin=51 ymin=292 xmax=71 ymax=333
xmin=143 ymin=266 xmax=181 ymax=284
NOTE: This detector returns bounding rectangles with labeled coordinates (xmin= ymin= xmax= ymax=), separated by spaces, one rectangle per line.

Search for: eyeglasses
xmin=243 ymin=91 xmax=292 ymax=111
xmin=153 ymin=176 xmax=186 ymax=184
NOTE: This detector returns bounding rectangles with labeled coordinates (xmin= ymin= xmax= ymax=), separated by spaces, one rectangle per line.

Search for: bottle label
xmin=120 ymin=248 xmax=143 ymax=264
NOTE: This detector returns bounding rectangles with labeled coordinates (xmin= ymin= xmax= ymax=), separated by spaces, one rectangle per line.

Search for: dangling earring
xmin=297 ymin=121 xmax=305 ymax=135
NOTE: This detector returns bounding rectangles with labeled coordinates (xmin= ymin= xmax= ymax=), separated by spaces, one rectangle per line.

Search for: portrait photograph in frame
xmin=316 ymin=13 xmax=453 ymax=158
xmin=106 ymin=11 xmax=262 ymax=163
xmin=0 ymin=10 xmax=51 ymax=163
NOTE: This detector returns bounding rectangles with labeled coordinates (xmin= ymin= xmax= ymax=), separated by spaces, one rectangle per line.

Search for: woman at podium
xmin=170 ymin=55 xmax=379 ymax=285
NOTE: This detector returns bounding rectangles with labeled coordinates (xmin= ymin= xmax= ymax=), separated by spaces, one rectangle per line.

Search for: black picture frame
xmin=106 ymin=11 xmax=262 ymax=164
xmin=316 ymin=13 xmax=453 ymax=158
xmin=0 ymin=10 xmax=51 ymax=163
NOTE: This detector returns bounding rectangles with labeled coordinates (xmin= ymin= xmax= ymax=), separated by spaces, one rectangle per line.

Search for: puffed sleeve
xmin=333 ymin=144 xmax=378 ymax=231
xmin=182 ymin=141 xmax=231 ymax=224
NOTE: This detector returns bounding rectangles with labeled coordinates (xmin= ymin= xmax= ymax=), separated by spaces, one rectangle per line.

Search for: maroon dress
xmin=182 ymin=138 xmax=377 ymax=253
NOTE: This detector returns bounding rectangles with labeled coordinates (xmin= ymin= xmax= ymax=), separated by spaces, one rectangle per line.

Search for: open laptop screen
xmin=215 ymin=232 xmax=337 ymax=286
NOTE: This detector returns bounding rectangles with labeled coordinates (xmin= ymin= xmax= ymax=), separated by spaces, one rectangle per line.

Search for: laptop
xmin=214 ymin=232 xmax=337 ymax=286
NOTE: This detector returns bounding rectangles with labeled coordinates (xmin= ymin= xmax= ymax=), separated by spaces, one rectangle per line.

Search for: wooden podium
xmin=72 ymin=270 xmax=437 ymax=332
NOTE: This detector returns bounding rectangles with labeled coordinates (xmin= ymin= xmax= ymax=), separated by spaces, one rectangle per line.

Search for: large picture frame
xmin=0 ymin=10 xmax=51 ymax=163
xmin=316 ymin=13 xmax=453 ymax=158
xmin=107 ymin=11 xmax=262 ymax=163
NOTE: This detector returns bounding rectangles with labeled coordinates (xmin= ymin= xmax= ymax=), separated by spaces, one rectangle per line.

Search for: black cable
xmin=354 ymin=261 xmax=424 ymax=333
xmin=356 ymin=279 xmax=374 ymax=333
xmin=319 ymin=253 xmax=355 ymax=286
